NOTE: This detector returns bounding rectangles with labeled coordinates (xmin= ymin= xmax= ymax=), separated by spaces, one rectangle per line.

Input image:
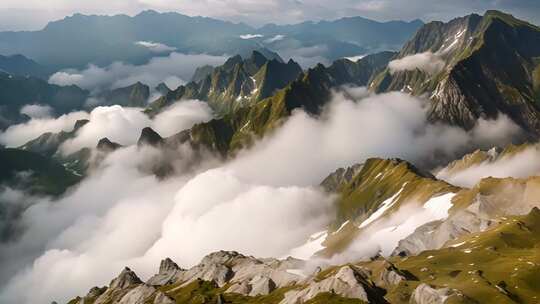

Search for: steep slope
xmin=20 ymin=119 xmax=89 ymax=157
xmin=304 ymin=158 xmax=459 ymax=259
xmin=0 ymin=72 xmax=89 ymax=128
xmin=19 ymin=119 xmax=92 ymax=177
xmin=96 ymin=82 xmax=150 ymax=107
xmin=371 ymin=10 xmax=540 ymax=134
xmin=148 ymin=51 xmax=302 ymax=114
xmin=66 ymin=208 xmax=540 ymax=304
xmin=0 ymin=54 xmax=49 ymax=79
xmin=0 ymin=148 xmax=81 ymax=196
xmin=174 ymin=51 xmax=395 ymax=155
xmin=394 ymin=175 xmax=540 ymax=256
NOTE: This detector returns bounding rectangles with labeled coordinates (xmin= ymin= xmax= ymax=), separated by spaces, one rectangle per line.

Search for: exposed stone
xmin=280 ymin=266 xmax=374 ymax=304
xmin=248 ymin=275 xmax=276 ymax=296
xmin=147 ymin=258 xmax=183 ymax=286
xmin=118 ymin=284 xmax=157 ymax=304
xmin=410 ymin=283 xmax=461 ymax=304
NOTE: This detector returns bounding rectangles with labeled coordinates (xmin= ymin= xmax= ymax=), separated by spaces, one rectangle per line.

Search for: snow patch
xmin=359 ymin=186 xmax=405 ymax=228
xmin=288 ymin=230 xmax=328 ymax=260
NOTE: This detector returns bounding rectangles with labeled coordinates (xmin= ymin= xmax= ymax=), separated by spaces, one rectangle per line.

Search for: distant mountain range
xmin=0 ymin=10 xmax=422 ymax=70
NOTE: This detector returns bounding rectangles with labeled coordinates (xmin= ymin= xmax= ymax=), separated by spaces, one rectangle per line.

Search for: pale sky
xmin=0 ymin=0 xmax=538 ymax=31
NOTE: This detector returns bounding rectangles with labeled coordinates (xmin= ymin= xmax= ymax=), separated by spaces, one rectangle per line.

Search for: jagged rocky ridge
xmin=148 ymin=50 xmax=303 ymax=114
xmin=67 ymin=206 xmax=540 ymax=303
xmin=370 ymin=10 xmax=540 ymax=135
xmin=167 ymin=51 xmax=395 ymax=155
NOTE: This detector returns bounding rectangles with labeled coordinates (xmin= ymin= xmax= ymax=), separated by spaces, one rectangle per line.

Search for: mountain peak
xmin=137 ymin=127 xmax=164 ymax=147
xmin=73 ymin=119 xmax=89 ymax=131
xmin=96 ymin=137 xmax=122 ymax=151
xmin=159 ymin=258 xmax=181 ymax=274
xmin=109 ymin=267 xmax=142 ymax=289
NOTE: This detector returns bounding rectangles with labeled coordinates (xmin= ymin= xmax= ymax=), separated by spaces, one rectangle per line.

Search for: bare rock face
xmin=377 ymin=261 xmax=414 ymax=288
xmin=147 ymin=258 xmax=183 ymax=286
xmin=94 ymin=267 xmax=143 ymax=304
xmin=175 ymin=262 xmax=233 ymax=287
xmin=71 ymin=286 xmax=107 ymax=304
xmin=248 ymin=275 xmax=276 ymax=296
xmin=410 ymin=283 xmax=463 ymax=304
xmin=153 ymin=291 xmax=176 ymax=304
xmin=171 ymin=251 xmax=304 ymax=291
xmin=226 ymin=280 xmax=251 ymax=295
xmin=280 ymin=265 xmax=383 ymax=304
xmin=118 ymin=284 xmax=157 ymax=304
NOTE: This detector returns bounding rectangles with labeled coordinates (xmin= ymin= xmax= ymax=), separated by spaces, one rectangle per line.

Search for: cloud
xmin=0 ymin=111 xmax=89 ymax=147
xmin=388 ymin=51 xmax=446 ymax=74
xmin=436 ymin=145 xmax=540 ymax=188
xmin=48 ymin=52 xmax=228 ymax=92
xmin=60 ymin=100 xmax=212 ymax=154
xmin=263 ymin=34 xmax=286 ymax=43
xmin=134 ymin=40 xmax=176 ymax=53
xmin=344 ymin=54 xmax=366 ymax=62
xmin=0 ymin=89 xmax=524 ymax=304
xmin=0 ymin=100 xmax=212 ymax=151
xmin=278 ymin=45 xmax=331 ymax=68
xmin=239 ymin=34 xmax=263 ymax=39
xmin=227 ymin=89 xmax=522 ymax=186
xmin=19 ymin=104 xmax=54 ymax=119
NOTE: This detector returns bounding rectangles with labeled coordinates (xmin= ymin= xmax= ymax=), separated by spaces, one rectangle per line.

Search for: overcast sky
xmin=0 ymin=0 xmax=538 ymax=31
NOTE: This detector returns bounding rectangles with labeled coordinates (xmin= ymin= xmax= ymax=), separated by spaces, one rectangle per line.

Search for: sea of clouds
xmin=0 ymin=88 xmax=527 ymax=303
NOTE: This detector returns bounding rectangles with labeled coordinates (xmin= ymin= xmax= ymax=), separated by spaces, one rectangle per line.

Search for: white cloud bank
xmin=48 ymin=52 xmax=228 ymax=92
xmin=437 ymin=146 xmax=540 ymax=188
xmin=0 ymin=89 xmax=524 ymax=304
xmin=388 ymin=51 xmax=446 ymax=74
xmin=0 ymin=100 xmax=213 ymax=151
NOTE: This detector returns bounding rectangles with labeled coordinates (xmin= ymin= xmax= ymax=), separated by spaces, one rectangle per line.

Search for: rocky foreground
xmin=67 ymin=207 xmax=540 ymax=304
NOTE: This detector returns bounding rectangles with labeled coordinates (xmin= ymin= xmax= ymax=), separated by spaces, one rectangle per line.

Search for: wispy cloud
xmin=134 ymin=41 xmax=176 ymax=53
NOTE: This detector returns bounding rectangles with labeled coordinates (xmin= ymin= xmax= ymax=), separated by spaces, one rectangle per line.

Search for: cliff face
xmin=371 ymin=11 xmax=540 ymax=135
xmin=148 ymin=51 xmax=302 ymax=115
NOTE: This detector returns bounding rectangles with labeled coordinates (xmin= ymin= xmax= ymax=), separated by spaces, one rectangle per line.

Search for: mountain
xmin=190 ymin=65 xmax=214 ymax=83
xmin=0 ymin=11 xmax=421 ymax=70
xmin=0 ymin=147 xmax=83 ymax=243
xmin=258 ymin=16 xmax=424 ymax=55
xmin=66 ymin=207 xmax=540 ymax=303
xmin=370 ymin=10 xmax=540 ymax=135
xmin=172 ymin=51 xmax=395 ymax=154
xmin=148 ymin=50 xmax=303 ymax=114
xmin=0 ymin=10 xmax=253 ymax=69
xmin=0 ymin=148 xmax=81 ymax=196
xmin=0 ymin=54 xmax=49 ymax=79
xmin=315 ymin=158 xmax=459 ymax=258
xmin=0 ymin=72 xmax=88 ymax=129
xmin=96 ymin=82 xmax=150 ymax=107
xmin=19 ymin=119 xmax=92 ymax=177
